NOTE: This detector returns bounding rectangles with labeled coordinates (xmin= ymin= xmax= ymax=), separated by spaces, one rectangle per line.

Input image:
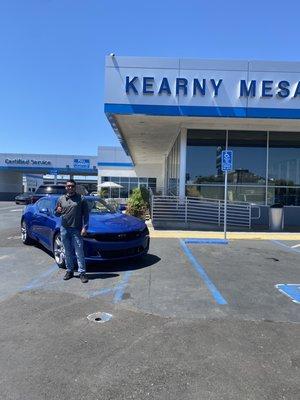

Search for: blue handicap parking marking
xmin=276 ymin=284 xmax=300 ymax=304
xmin=180 ymin=239 xmax=228 ymax=305
xmin=88 ymin=270 xmax=133 ymax=303
xmin=20 ymin=264 xmax=58 ymax=292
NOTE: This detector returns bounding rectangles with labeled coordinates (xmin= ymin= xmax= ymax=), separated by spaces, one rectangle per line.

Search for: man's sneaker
xmin=80 ymin=273 xmax=88 ymax=283
xmin=63 ymin=271 xmax=74 ymax=280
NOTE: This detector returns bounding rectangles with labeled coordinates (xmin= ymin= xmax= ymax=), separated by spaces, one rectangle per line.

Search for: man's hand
xmin=56 ymin=205 xmax=62 ymax=214
xmin=81 ymin=227 xmax=87 ymax=237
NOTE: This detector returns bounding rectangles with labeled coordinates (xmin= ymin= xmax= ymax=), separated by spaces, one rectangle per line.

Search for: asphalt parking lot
xmin=0 ymin=202 xmax=300 ymax=399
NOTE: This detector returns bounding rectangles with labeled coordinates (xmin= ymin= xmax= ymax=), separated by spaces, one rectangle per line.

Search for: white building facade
xmin=104 ymin=56 xmax=300 ymax=207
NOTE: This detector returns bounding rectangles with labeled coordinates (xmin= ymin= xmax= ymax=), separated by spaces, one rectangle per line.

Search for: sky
xmin=1 ymin=0 xmax=300 ymax=156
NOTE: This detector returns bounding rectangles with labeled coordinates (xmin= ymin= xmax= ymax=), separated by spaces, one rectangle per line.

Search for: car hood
xmin=88 ymin=213 xmax=146 ymax=233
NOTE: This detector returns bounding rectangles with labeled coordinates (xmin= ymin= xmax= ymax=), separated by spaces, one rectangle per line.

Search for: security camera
xmin=109 ymin=53 xmax=115 ymax=57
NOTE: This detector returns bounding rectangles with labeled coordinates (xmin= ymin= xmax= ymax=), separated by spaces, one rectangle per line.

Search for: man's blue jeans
xmin=60 ymin=226 xmax=86 ymax=274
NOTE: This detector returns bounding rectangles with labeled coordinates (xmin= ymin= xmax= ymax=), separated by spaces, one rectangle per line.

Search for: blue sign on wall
xmin=221 ymin=150 xmax=233 ymax=172
xmin=73 ymin=159 xmax=90 ymax=169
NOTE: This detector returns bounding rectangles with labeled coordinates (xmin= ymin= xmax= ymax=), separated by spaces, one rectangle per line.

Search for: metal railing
xmin=150 ymin=194 xmax=260 ymax=229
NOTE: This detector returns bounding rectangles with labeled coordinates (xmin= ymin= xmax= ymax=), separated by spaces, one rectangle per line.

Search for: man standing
xmin=55 ymin=179 xmax=89 ymax=283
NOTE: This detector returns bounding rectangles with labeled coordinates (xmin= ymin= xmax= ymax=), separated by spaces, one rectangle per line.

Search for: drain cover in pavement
xmin=87 ymin=312 xmax=113 ymax=323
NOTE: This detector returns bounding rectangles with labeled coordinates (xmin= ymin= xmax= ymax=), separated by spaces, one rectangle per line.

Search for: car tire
xmin=53 ymin=232 xmax=66 ymax=269
xmin=21 ymin=220 xmax=34 ymax=245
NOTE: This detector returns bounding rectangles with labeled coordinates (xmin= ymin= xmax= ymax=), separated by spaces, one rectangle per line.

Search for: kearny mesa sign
xmin=125 ymin=76 xmax=300 ymax=99
xmin=105 ymin=57 xmax=300 ymax=119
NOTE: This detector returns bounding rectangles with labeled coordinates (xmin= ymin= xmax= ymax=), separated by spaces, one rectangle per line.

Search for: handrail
xmin=151 ymin=194 xmax=256 ymax=229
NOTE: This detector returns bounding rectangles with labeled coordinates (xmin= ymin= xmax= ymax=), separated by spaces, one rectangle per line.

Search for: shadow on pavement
xmin=87 ymin=253 xmax=161 ymax=273
xmin=80 ymin=273 xmax=119 ymax=280
xmin=34 ymin=242 xmax=161 ymax=274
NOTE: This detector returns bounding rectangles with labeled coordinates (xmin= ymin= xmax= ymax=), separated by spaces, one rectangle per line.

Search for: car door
xmin=41 ymin=198 xmax=57 ymax=250
xmin=30 ymin=199 xmax=46 ymax=239
xmin=34 ymin=198 xmax=52 ymax=247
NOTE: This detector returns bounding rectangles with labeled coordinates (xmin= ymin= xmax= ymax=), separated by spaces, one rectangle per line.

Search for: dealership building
xmin=103 ymin=56 xmax=300 ymax=229
xmin=2 ymin=55 xmax=300 ymax=230
xmin=0 ymin=146 xmax=157 ymax=200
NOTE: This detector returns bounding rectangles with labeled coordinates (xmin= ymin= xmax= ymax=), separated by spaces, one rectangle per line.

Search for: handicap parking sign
xmin=221 ymin=150 xmax=233 ymax=172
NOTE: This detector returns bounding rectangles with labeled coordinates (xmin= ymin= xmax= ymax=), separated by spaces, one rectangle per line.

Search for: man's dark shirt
xmin=54 ymin=193 xmax=89 ymax=230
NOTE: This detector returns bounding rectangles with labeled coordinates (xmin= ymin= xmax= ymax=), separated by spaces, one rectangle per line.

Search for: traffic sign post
xmin=221 ymin=150 xmax=233 ymax=240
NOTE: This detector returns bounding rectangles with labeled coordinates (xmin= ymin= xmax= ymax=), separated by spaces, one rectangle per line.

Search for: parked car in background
xmin=28 ymin=183 xmax=89 ymax=203
xmin=15 ymin=192 xmax=33 ymax=205
xmin=29 ymin=185 xmax=66 ymax=203
xmin=21 ymin=195 xmax=150 ymax=267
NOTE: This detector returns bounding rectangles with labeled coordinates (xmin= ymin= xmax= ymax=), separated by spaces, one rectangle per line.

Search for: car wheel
xmin=21 ymin=220 xmax=34 ymax=245
xmin=53 ymin=233 xmax=66 ymax=268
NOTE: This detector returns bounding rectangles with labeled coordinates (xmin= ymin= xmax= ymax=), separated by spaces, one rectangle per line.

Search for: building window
xmin=268 ymin=132 xmax=300 ymax=205
xmin=99 ymin=176 xmax=157 ymax=198
xmin=184 ymin=129 xmax=300 ymax=206
xmin=185 ymin=130 xmax=226 ymax=199
xmin=227 ymin=131 xmax=267 ymax=185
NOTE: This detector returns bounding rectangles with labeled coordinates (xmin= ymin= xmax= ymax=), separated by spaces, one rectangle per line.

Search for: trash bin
xmin=269 ymin=203 xmax=284 ymax=231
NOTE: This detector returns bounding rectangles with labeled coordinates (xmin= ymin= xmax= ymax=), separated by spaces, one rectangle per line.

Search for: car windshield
xmin=36 ymin=186 xmax=66 ymax=194
xmin=86 ymin=198 xmax=116 ymax=214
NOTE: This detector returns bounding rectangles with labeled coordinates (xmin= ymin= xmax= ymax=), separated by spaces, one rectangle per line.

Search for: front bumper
xmin=83 ymin=235 xmax=150 ymax=262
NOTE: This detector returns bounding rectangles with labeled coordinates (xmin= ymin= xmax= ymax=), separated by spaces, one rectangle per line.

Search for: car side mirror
xmin=40 ymin=208 xmax=50 ymax=215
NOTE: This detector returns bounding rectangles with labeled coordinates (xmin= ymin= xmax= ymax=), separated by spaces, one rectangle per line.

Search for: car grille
xmin=98 ymin=246 xmax=145 ymax=259
xmin=89 ymin=228 xmax=149 ymax=242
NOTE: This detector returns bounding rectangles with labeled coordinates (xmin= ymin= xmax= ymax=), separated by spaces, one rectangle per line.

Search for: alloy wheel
xmin=54 ymin=234 xmax=66 ymax=267
xmin=21 ymin=221 xmax=27 ymax=243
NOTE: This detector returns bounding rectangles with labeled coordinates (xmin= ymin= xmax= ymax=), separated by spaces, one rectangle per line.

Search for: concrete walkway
xmin=148 ymin=226 xmax=300 ymax=240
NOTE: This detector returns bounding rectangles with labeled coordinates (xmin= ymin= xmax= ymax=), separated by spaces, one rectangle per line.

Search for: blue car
xmin=21 ymin=195 xmax=150 ymax=268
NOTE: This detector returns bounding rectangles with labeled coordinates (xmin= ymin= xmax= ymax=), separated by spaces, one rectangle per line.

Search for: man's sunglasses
xmin=66 ymin=184 xmax=75 ymax=188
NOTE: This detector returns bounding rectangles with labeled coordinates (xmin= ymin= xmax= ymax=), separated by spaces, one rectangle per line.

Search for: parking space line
xmin=272 ymin=240 xmax=300 ymax=253
xmin=180 ymin=239 xmax=228 ymax=305
xmin=113 ymin=271 xmax=133 ymax=304
xmin=185 ymin=238 xmax=228 ymax=245
xmin=89 ymin=287 xmax=113 ymax=298
xmin=0 ymin=206 xmax=23 ymax=211
xmin=291 ymin=244 xmax=300 ymax=248
xmin=20 ymin=264 xmax=58 ymax=292
xmin=88 ymin=271 xmax=133 ymax=302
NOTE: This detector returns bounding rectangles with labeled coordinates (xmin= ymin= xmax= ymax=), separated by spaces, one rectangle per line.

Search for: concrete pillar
xmin=0 ymin=171 xmax=23 ymax=200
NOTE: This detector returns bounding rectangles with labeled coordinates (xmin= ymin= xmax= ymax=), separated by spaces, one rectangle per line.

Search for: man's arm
xmin=81 ymin=198 xmax=89 ymax=235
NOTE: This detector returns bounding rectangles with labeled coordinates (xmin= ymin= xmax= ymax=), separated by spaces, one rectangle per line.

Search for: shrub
xmin=126 ymin=187 xmax=149 ymax=219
